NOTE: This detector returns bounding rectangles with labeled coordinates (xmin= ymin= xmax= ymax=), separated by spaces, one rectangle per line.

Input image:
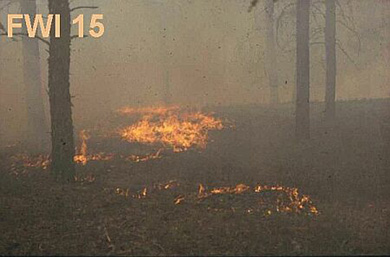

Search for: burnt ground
xmin=1 ymin=99 xmax=390 ymax=256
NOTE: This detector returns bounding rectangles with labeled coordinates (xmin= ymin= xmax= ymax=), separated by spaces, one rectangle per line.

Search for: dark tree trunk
xmin=295 ymin=0 xmax=310 ymax=140
xmin=20 ymin=0 xmax=49 ymax=152
xmin=325 ymin=0 xmax=336 ymax=122
xmin=48 ymin=0 xmax=75 ymax=181
xmin=265 ymin=0 xmax=279 ymax=105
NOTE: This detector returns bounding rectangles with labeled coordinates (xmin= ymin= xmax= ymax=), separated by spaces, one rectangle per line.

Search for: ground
xmin=1 ymin=99 xmax=389 ymax=256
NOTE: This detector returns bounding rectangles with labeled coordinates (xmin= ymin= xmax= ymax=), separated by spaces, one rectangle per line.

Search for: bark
xmin=48 ymin=0 xmax=75 ymax=181
xmin=265 ymin=0 xmax=279 ymax=105
xmin=295 ymin=0 xmax=310 ymax=140
xmin=325 ymin=0 xmax=336 ymax=122
xmin=20 ymin=0 xmax=48 ymax=152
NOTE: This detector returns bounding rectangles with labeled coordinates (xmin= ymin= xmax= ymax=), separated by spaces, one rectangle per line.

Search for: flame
xmin=71 ymin=106 xmax=225 ymax=166
xmin=198 ymin=183 xmax=208 ymax=198
xmin=119 ymin=107 xmax=224 ymax=153
xmin=210 ymin=183 xmax=251 ymax=194
xmin=10 ymin=153 xmax=50 ymax=174
xmin=115 ymin=181 xmax=319 ymax=216
xmin=139 ymin=187 xmax=148 ymax=198
xmin=181 ymin=182 xmax=318 ymax=215
xmin=174 ymin=195 xmax=185 ymax=204
xmin=10 ymin=106 xmax=227 ymax=169
xmin=155 ymin=180 xmax=179 ymax=190
xmin=253 ymin=184 xmax=319 ymax=215
xmin=74 ymin=130 xmax=90 ymax=165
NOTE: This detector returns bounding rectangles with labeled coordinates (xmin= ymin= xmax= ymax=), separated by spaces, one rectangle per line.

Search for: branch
xmin=336 ymin=40 xmax=356 ymax=65
xmin=310 ymin=39 xmax=356 ymax=65
xmin=311 ymin=1 xmax=361 ymax=57
xmin=70 ymin=6 xmax=98 ymax=12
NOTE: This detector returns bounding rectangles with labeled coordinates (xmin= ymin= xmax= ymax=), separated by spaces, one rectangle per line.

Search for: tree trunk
xmin=265 ymin=0 xmax=279 ymax=105
xmin=48 ymin=0 xmax=75 ymax=182
xmin=325 ymin=0 xmax=336 ymax=122
xmin=295 ymin=0 xmax=310 ymax=140
xmin=20 ymin=0 xmax=49 ymax=152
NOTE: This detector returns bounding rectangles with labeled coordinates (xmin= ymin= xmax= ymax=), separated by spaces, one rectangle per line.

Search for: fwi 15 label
xmin=7 ymin=14 xmax=104 ymax=38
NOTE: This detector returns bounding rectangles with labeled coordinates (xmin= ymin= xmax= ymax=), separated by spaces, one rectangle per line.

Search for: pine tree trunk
xmin=48 ymin=0 xmax=75 ymax=181
xmin=325 ymin=0 xmax=336 ymax=122
xmin=265 ymin=0 xmax=279 ymax=105
xmin=20 ymin=0 xmax=48 ymax=152
xmin=295 ymin=0 xmax=310 ymax=140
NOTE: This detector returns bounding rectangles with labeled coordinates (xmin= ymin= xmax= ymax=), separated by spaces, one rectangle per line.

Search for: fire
xmin=73 ymin=130 xmax=116 ymax=165
xmin=198 ymin=183 xmax=208 ymax=198
xmin=119 ymin=106 xmax=224 ymax=153
xmin=154 ymin=180 xmax=179 ymax=190
xmin=116 ymin=181 xmax=319 ymax=216
xmin=10 ymin=153 xmax=50 ymax=175
xmin=74 ymin=130 xmax=90 ymax=165
xmin=116 ymin=180 xmax=179 ymax=199
xmin=174 ymin=195 xmax=185 ymax=204
xmin=210 ymin=183 xmax=251 ymax=195
xmin=71 ymin=106 xmax=225 ymax=166
xmin=253 ymin=184 xmax=319 ymax=215
xmin=10 ymin=106 xmax=227 ymax=169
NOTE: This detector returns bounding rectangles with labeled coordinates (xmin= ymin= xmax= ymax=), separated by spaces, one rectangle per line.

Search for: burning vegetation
xmin=115 ymin=180 xmax=319 ymax=216
xmin=10 ymin=106 xmax=225 ymax=171
xmin=8 ymin=106 xmax=319 ymax=218
xmin=118 ymin=106 xmax=224 ymax=152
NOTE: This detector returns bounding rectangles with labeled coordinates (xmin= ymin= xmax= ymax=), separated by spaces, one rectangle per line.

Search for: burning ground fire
xmin=73 ymin=105 xmax=225 ymax=164
xmin=9 ymin=106 xmax=226 ymax=173
xmin=115 ymin=181 xmax=319 ymax=216
xmin=7 ymin=106 xmax=319 ymax=217
xmin=118 ymin=106 xmax=224 ymax=153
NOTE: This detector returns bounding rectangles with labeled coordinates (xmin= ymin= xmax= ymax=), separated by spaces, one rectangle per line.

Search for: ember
xmin=115 ymin=181 xmax=319 ymax=216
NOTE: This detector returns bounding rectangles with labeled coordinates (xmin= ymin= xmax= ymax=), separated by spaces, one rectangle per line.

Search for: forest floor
xmin=1 ymin=99 xmax=390 ymax=256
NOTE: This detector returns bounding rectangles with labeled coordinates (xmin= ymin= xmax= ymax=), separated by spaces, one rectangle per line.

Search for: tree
xmin=48 ymin=0 xmax=75 ymax=181
xmin=324 ymin=0 xmax=336 ymax=122
xmin=20 ymin=0 xmax=48 ymax=152
xmin=265 ymin=0 xmax=279 ymax=104
xmin=249 ymin=0 xmax=279 ymax=105
xmin=295 ymin=0 xmax=310 ymax=140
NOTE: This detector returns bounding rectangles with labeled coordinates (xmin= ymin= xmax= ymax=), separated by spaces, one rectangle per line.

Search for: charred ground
xmin=1 ymin=99 xmax=389 ymax=255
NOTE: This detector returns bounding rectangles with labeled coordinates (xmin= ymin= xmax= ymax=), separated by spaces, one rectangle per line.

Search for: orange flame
xmin=119 ymin=107 xmax=224 ymax=153
xmin=74 ymin=130 xmax=90 ymax=165
xmin=11 ymin=107 xmax=227 ymax=169
xmin=114 ymin=181 xmax=319 ymax=216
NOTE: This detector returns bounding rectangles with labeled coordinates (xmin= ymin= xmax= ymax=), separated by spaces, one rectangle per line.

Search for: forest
xmin=0 ymin=0 xmax=389 ymax=255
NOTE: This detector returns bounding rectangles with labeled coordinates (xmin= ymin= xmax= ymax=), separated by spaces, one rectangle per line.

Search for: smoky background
xmin=0 ymin=0 xmax=389 ymax=144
